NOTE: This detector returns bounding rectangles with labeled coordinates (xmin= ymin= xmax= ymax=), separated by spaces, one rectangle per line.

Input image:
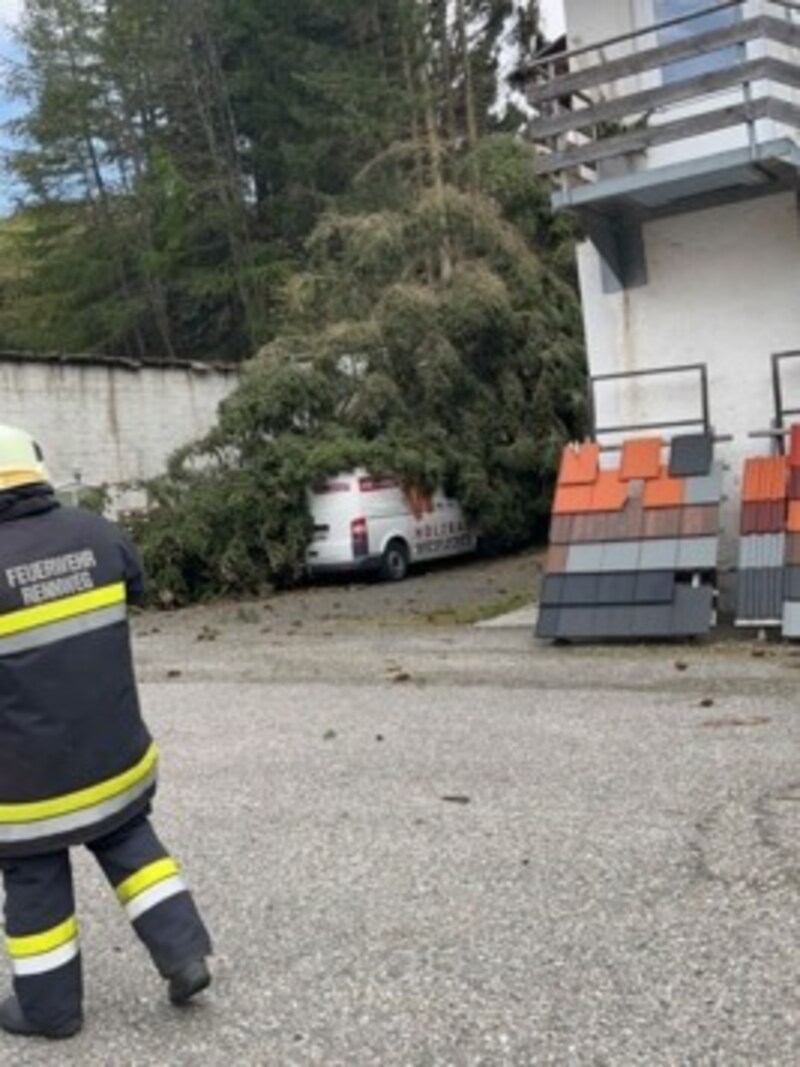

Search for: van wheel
xmin=381 ymin=540 xmax=409 ymax=582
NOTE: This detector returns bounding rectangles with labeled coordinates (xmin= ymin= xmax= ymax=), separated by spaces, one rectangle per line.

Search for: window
xmin=655 ymin=0 xmax=742 ymax=84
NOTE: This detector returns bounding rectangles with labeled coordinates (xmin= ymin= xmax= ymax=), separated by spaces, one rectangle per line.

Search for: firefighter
xmin=0 ymin=424 xmax=212 ymax=1039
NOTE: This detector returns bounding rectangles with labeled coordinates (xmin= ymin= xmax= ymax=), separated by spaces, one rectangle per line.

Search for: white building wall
xmin=0 ymin=357 xmax=238 ymax=504
xmin=579 ymin=190 xmax=800 ymax=559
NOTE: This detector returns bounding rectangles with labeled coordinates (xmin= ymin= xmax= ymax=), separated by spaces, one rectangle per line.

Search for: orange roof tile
xmin=742 ymin=456 xmax=788 ymax=503
xmin=620 ymin=437 xmax=663 ymax=480
xmin=643 ymin=467 xmax=685 ymax=509
xmin=588 ymin=468 xmax=627 ymax=512
xmin=557 ymin=442 xmax=600 ymax=487
xmin=552 ymin=483 xmax=594 ymax=515
xmin=787 ymin=501 xmax=800 ymax=533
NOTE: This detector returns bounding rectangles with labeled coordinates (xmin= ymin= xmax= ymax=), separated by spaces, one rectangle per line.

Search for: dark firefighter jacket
xmin=0 ymin=484 xmax=155 ymax=859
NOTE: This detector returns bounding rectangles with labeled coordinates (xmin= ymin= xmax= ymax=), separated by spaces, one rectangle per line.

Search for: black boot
xmin=0 ymin=995 xmax=82 ymax=1040
xmin=168 ymin=958 xmax=211 ymax=1006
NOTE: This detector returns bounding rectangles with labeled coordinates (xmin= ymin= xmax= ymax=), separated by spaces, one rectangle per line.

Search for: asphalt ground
xmin=1 ymin=554 xmax=799 ymax=1065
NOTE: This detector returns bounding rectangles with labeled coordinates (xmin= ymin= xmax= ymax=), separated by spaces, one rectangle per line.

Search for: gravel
xmin=2 ymin=554 xmax=799 ymax=1065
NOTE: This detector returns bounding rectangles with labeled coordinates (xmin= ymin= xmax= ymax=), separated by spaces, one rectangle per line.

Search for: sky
xmin=541 ymin=0 xmax=566 ymax=39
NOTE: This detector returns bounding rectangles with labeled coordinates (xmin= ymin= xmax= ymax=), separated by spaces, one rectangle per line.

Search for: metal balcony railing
xmin=524 ymin=0 xmax=800 ymax=190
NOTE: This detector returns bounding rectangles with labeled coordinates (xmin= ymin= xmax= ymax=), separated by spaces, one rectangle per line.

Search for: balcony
xmin=523 ymin=1 xmax=800 ymax=222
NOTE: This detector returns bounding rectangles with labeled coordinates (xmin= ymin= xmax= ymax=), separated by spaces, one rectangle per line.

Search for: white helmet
xmin=0 ymin=424 xmax=50 ymax=490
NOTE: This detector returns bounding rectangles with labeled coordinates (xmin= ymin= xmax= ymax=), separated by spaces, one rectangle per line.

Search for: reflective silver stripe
xmin=0 ymin=603 xmax=127 ymax=657
xmin=0 ymin=767 xmax=157 ymax=844
xmin=126 ymin=876 xmax=188 ymax=922
xmin=11 ymin=939 xmax=79 ymax=977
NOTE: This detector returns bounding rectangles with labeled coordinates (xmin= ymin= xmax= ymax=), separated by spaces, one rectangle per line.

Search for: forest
xmin=0 ymin=1 xmax=587 ymax=601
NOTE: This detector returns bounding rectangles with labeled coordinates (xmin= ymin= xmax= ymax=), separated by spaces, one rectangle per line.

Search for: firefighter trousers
xmin=1 ymin=812 xmax=212 ymax=1031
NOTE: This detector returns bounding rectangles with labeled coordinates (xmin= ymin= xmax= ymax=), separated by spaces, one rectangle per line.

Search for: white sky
xmin=541 ymin=0 xmax=566 ymax=39
xmin=0 ymin=0 xmax=23 ymax=31
xmin=0 ymin=1 xmax=567 ymax=34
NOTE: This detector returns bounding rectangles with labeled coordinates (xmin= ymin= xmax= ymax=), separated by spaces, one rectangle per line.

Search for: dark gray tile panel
xmin=784 ymin=566 xmax=800 ymax=602
xmin=540 ymin=575 xmax=566 ymax=607
xmin=596 ymin=573 xmax=637 ymax=605
xmin=536 ymin=607 xmax=560 ymax=639
xmin=736 ymin=568 xmax=783 ymax=624
xmin=555 ymin=607 xmax=600 ymax=639
xmin=634 ymin=571 xmax=675 ymax=604
xmin=561 ymin=575 xmax=602 ymax=606
xmin=556 ymin=606 xmax=635 ymax=639
xmin=669 ymin=433 xmax=714 ymax=478
xmin=630 ymin=604 xmax=675 ymax=638
xmin=672 ymin=584 xmax=714 ymax=635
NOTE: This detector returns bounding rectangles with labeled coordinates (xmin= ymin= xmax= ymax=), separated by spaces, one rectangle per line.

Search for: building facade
xmin=526 ymin=0 xmax=800 ymax=549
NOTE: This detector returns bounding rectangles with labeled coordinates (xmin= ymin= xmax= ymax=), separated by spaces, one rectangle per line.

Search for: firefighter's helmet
xmin=0 ymin=424 xmax=49 ymax=490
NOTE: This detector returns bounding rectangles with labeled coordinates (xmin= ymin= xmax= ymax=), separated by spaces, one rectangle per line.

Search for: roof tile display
xmin=589 ymin=469 xmax=628 ymax=512
xmin=790 ymin=425 xmax=800 ymax=468
xmin=538 ymin=435 xmax=719 ymax=641
xmin=643 ymin=507 xmax=682 ymax=540
xmin=643 ymin=468 xmax=686 ymax=509
xmin=681 ymin=505 xmax=719 ymax=538
xmin=742 ymin=456 xmax=788 ymax=503
xmin=557 ymin=442 xmax=600 ymax=486
xmin=553 ymin=483 xmax=594 ymax=515
xmin=684 ymin=466 xmax=724 ymax=506
xmin=669 ymin=434 xmax=714 ymax=478
xmin=736 ymin=568 xmax=783 ymax=624
xmin=620 ymin=437 xmax=663 ymax=480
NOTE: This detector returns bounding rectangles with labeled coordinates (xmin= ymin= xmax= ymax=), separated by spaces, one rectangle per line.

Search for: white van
xmin=306 ymin=469 xmax=476 ymax=581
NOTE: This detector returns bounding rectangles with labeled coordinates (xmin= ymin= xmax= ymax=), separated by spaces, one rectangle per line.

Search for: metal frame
xmin=770 ymin=349 xmax=800 ymax=449
xmin=526 ymin=0 xmax=798 ymax=80
xmin=590 ymin=363 xmax=711 ymax=443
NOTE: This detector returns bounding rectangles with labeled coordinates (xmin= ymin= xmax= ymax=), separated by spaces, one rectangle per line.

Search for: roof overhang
xmin=552 ymin=138 xmax=800 ymax=221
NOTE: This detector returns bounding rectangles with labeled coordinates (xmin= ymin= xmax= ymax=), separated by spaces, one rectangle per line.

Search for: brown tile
xmin=643 ymin=507 xmax=681 ymax=539
xmin=545 ymin=543 xmax=569 ymax=574
xmin=682 ymin=505 xmax=720 ymax=538
xmin=549 ymin=514 xmax=573 ymax=545
xmin=786 ymin=533 xmax=800 ymax=566
xmin=789 ymin=467 xmax=800 ymax=500
xmin=622 ymin=497 xmax=644 ymax=540
xmin=740 ymin=501 xmax=783 ymax=535
xmin=571 ymin=512 xmax=597 ymax=543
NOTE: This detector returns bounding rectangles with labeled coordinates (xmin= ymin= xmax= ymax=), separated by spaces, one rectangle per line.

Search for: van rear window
xmin=314 ymin=480 xmax=351 ymax=494
xmin=359 ymin=477 xmax=398 ymax=492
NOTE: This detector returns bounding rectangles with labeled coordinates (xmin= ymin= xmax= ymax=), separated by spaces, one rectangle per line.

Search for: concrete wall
xmin=578 ymin=190 xmax=800 ymax=562
xmin=0 ymin=356 xmax=239 ymax=506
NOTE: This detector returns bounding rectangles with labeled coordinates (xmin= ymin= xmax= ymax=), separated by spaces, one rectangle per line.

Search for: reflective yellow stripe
xmin=116 ymin=858 xmax=180 ymax=905
xmin=0 ymin=743 xmax=158 ymax=824
xmin=6 ymin=916 xmax=78 ymax=959
xmin=0 ymin=582 xmax=126 ymax=638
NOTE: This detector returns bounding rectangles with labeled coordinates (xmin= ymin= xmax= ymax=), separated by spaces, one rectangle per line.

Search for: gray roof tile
xmin=669 ymin=434 xmax=714 ymax=478
xmin=736 ymin=568 xmax=784 ymax=624
xmin=684 ymin=465 xmax=723 ymax=505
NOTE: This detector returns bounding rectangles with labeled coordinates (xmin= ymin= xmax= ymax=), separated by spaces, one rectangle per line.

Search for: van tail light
xmin=351 ymin=517 xmax=369 ymax=558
